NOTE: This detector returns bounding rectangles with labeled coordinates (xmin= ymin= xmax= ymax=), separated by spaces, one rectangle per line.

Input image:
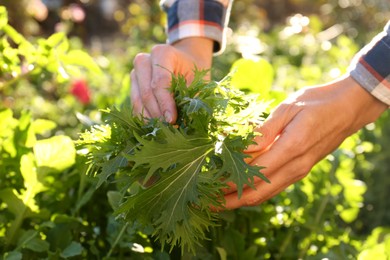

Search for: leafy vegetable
xmin=77 ymin=69 xmax=269 ymax=253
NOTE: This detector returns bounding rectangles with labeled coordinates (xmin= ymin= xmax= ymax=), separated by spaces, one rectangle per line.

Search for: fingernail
xmin=164 ymin=111 xmax=172 ymax=123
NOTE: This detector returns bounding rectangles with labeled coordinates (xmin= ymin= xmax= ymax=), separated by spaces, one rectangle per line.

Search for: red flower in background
xmin=70 ymin=79 xmax=91 ymax=105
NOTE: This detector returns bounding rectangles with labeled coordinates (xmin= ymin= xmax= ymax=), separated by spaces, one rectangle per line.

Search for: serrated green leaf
xmin=185 ymin=97 xmax=212 ymax=115
xmin=116 ymin=149 xmax=215 ymax=253
xmin=219 ymin=141 xmax=267 ymax=198
xmin=106 ymin=102 xmax=142 ymax=130
xmin=130 ymin=125 xmax=213 ymax=184
xmin=96 ymin=146 xmax=132 ymax=187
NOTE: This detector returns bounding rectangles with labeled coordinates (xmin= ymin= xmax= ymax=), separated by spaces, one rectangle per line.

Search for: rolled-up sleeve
xmin=350 ymin=21 xmax=390 ymax=106
xmin=160 ymin=0 xmax=233 ymax=55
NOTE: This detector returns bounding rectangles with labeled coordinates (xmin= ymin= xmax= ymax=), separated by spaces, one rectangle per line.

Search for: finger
xmin=221 ymin=181 xmax=237 ymax=194
xmin=150 ymin=45 xmax=178 ymax=123
xmin=130 ymin=70 xmax=151 ymax=118
xmin=151 ymin=65 xmax=176 ymax=123
xmin=223 ymin=179 xmax=279 ymax=209
xmin=133 ymin=53 xmax=162 ymax=118
xmin=224 ymin=150 xmax=314 ymax=209
xmin=248 ymin=114 xmax=314 ymax=182
xmin=220 ymin=150 xmax=267 ymax=195
xmin=219 ymin=149 xmax=268 ymax=197
xmin=224 ymin=116 xmax=325 ymax=210
xmin=244 ymin=150 xmax=267 ymax=163
xmin=246 ymin=103 xmax=300 ymax=152
xmin=222 ymin=142 xmax=280 ymax=197
xmin=222 ymin=115 xmax=315 ymax=205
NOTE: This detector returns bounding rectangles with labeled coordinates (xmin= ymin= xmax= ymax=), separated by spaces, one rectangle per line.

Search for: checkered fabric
xmin=160 ymin=0 xmax=232 ymax=54
xmin=350 ymin=21 xmax=390 ymax=106
xmin=161 ymin=1 xmax=389 ymax=106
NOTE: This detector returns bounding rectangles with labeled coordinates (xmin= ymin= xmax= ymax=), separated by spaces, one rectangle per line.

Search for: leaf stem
xmin=6 ymin=189 xmax=30 ymax=247
xmin=105 ymin=222 xmax=129 ymax=258
xmin=276 ymin=228 xmax=294 ymax=260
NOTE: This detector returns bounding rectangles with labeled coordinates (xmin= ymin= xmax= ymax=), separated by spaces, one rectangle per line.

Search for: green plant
xmin=1 ymin=4 xmax=389 ymax=259
xmin=0 ymin=109 xmax=81 ymax=259
xmin=77 ymin=69 xmax=269 ymax=254
xmin=0 ymin=6 xmax=106 ymax=138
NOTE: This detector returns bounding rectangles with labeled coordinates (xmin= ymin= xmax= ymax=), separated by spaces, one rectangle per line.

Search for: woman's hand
xmin=130 ymin=38 xmax=213 ymax=123
xmin=224 ymin=75 xmax=387 ymax=209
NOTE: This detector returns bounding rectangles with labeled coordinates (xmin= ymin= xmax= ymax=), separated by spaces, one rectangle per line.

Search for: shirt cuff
xmin=161 ymin=0 xmax=232 ymax=55
xmin=349 ymin=21 xmax=390 ymax=106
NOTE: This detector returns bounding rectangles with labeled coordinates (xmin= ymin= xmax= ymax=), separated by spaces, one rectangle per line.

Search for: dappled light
xmin=1 ymin=0 xmax=390 ymax=259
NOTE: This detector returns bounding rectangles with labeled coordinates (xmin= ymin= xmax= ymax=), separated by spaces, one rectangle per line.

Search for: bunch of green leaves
xmin=77 ymin=69 xmax=269 ymax=254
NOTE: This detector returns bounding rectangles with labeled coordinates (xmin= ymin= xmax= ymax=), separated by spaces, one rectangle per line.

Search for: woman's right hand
xmin=130 ymin=37 xmax=213 ymax=123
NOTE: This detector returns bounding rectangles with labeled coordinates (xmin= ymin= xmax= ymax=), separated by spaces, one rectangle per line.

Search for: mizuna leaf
xmin=130 ymin=124 xmax=213 ymax=184
xmin=185 ymin=97 xmax=212 ymax=115
xmin=96 ymin=148 xmax=130 ymax=188
xmin=219 ymin=141 xmax=267 ymax=198
xmin=116 ymin=150 xmax=215 ymax=253
xmin=104 ymin=101 xmax=141 ymax=131
xmin=77 ymin=68 xmax=269 ymax=254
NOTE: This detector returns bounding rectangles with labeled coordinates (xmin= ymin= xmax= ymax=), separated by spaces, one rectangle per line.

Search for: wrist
xmin=172 ymin=37 xmax=213 ymax=69
xmin=341 ymin=75 xmax=387 ymax=126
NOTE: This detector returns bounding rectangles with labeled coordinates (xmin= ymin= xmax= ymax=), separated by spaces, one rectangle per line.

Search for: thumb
xmin=246 ymin=105 xmax=290 ymax=153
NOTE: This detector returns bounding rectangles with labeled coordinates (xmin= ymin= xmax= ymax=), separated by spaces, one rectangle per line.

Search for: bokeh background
xmin=1 ymin=0 xmax=390 ymax=259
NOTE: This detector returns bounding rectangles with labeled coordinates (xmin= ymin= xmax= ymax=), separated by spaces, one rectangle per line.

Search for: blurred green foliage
xmin=1 ymin=1 xmax=389 ymax=259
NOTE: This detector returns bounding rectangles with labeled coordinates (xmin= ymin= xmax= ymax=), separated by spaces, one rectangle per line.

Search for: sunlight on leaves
xmin=33 ymin=135 xmax=76 ymax=172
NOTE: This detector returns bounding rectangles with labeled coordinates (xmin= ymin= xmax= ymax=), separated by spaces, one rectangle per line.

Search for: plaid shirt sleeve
xmin=160 ymin=0 xmax=233 ymax=54
xmin=350 ymin=21 xmax=390 ymax=106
